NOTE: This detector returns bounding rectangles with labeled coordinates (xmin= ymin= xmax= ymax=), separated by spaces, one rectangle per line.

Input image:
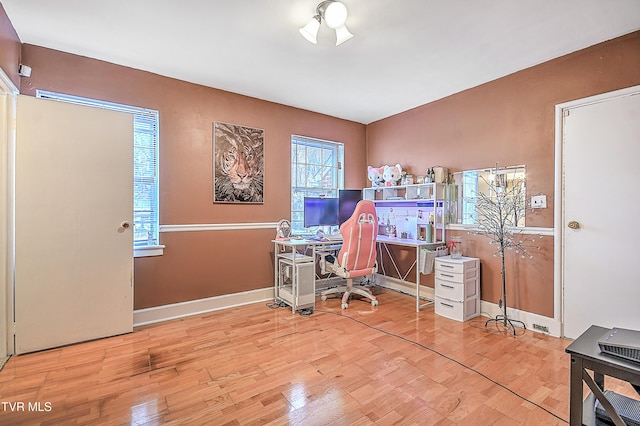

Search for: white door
xmin=0 ymin=91 xmax=5 ymax=358
xmin=562 ymin=90 xmax=640 ymax=339
xmin=14 ymin=95 xmax=133 ymax=354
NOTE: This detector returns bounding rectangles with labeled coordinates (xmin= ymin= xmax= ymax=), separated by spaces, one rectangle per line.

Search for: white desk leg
xmin=415 ymin=246 xmax=420 ymax=312
xmin=291 ymin=254 xmax=297 ymax=314
xmin=274 ymin=243 xmax=279 ymax=303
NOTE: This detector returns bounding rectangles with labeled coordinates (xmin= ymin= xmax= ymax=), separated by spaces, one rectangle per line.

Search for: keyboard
xmin=291 ymin=234 xmax=341 ymax=242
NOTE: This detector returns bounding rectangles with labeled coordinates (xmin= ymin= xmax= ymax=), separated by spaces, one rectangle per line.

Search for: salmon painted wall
xmin=18 ymin=44 xmax=367 ymax=309
xmin=0 ymin=3 xmax=20 ymax=88
xmin=367 ymin=31 xmax=640 ymax=317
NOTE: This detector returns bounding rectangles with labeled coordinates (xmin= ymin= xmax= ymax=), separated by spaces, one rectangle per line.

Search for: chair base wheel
xmin=321 ymin=295 xmax=327 ymax=301
xmin=341 ymin=302 xmax=349 ymax=309
xmin=371 ymin=299 xmax=378 ymax=306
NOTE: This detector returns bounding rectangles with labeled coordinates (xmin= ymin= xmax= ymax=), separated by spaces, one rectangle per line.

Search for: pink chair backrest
xmin=337 ymin=200 xmax=378 ymax=275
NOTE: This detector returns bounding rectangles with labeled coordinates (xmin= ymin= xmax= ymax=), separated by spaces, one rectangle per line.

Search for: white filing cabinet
xmin=434 ymin=256 xmax=480 ymax=321
xmin=276 ymin=252 xmax=315 ymax=313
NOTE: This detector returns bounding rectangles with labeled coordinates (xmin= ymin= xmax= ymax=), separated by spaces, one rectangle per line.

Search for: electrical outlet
xmin=531 ymin=195 xmax=547 ymax=209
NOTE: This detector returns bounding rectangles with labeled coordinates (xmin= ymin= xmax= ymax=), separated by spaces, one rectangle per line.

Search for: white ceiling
xmin=3 ymin=0 xmax=640 ymax=124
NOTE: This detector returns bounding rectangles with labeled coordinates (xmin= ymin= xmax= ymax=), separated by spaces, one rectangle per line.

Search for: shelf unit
xmin=363 ymin=183 xmax=449 ymax=244
xmin=363 ymin=182 xmax=445 ymax=202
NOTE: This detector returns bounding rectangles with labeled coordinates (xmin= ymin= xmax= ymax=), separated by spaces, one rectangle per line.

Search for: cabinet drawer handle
xmin=441 ymin=284 xmax=455 ymax=289
xmin=440 ymin=302 xmax=454 ymax=308
xmin=440 ymin=264 xmax=454 ymax=268
xmin=440 ymin=273 xmax=454 ymax=278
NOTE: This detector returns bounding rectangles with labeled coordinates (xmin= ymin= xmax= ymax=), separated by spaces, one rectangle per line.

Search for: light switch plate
xmin=531 ymin=195 xmax=547 ymax=209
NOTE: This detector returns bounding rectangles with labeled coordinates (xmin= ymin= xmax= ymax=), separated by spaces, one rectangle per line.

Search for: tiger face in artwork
xmin=214 ymin=123 xmax=264 ymax=203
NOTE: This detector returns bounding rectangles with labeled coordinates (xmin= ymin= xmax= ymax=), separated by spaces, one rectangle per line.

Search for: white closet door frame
xmin=554 ymin=84 xmax=640 ymax=338
xmin=0 ymin=68 xmax=18 ymax=357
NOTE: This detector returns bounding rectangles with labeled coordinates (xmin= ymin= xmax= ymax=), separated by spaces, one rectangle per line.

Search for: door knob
xmin=121 ymin=221 xmax=131 ymax=229
xmin=567 ymin=221 xmax=580 ymax=229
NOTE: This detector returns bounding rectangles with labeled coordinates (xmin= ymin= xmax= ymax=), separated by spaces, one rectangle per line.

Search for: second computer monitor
xmin=338 ymin=189 xmax=363 ymax=225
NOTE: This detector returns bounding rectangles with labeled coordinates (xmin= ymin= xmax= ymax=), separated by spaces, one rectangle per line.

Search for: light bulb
xmin=324 ymin=1 xmax=348 ymax=29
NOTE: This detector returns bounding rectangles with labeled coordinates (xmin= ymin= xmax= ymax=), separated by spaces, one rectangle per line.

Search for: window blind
xmin=290 ymin=135 xmax=344 ymax=234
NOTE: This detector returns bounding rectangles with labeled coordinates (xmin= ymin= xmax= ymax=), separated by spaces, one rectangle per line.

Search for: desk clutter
xmin=367 ymin=164 xmax=451 ymax=188
xmin=419 ymin=245 xmax=449 ymax=274
xmin=363 ymin=181 xmax=457 ymax=245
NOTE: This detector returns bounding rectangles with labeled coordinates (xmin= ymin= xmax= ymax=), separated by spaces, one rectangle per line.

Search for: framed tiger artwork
xmin=213 ymin=122 xmax=265 ymax=203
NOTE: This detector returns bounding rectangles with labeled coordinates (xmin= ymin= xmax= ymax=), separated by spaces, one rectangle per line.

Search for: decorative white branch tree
xmin=470 ymin=165 xmax=541 ymax=335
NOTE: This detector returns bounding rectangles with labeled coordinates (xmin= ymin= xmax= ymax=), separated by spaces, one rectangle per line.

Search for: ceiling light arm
xmin=316 ymin=0 xmax=335 ymax=21
xmin=307 ymin=1 xmax=343 ymax=26
xmin=299 ymin=0 xmax=353 ymax=46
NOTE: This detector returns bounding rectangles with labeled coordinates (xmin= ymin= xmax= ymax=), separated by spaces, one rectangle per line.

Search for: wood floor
xmin=0 ymin=288 xmax=635 ymax=425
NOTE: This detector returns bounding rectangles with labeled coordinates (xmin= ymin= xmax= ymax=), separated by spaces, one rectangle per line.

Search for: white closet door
xmin=14 ymin=95 xmax=133 ymax=354
xmin=562 ymin=91 xmax=640 ymax=339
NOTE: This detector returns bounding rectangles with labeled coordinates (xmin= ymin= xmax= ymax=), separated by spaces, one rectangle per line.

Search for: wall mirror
xmin=452 ymin=165 xmax=526 ymax=227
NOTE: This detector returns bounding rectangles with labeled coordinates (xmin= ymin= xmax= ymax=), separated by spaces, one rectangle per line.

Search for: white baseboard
xmin=480 ymin=301 xmax=561 ymax=337
xmin=374 ymin=274 xmax=561 ymax=337
xmin=133 ymin=282 xmax=562 ymax=338
xmin=133 ymin=287 xmax=274 ymax=327
xmin=374 ymin=274 xmax=435 ymax=301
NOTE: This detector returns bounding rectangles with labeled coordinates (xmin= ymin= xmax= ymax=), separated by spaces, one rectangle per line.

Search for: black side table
xmin=565 ymin=325 xmax=640 ymax=425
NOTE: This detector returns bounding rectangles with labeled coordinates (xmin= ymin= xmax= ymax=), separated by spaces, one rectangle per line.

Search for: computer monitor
xmin=303 ymin=197 xmax=339 ymax=228
xmin=338 ymin=189 xmax=363 ymax=225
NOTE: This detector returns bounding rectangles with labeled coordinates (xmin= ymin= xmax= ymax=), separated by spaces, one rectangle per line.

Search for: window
xmin=462 ymin=170 xmax=479 ymax=225
xmin=456 ymin=166 xmax=526 ymax=227
xmin=36 ymin=90 xmax=160 ymax=253
xmin=291 ymin=135 xmax=344 ymax=234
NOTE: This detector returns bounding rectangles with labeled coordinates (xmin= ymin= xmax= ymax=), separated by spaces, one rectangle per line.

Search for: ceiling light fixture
xmin=299 ymin=1 xmax=354 ymax=46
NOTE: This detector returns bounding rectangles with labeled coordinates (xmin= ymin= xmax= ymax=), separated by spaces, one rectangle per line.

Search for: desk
xmin=273 ymin=236 xmax=440 ymax=313
xmin=376 ymin=235 xmax=441 ymax=312
xmin=565 ymin=325 xmax=640 ymax=425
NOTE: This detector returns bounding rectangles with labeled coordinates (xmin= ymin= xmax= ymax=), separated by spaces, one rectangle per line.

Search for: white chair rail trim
xmin=160 ymin=222 xmax=279 ymax=233
xmin=447 ymin=224 xmax=554 ymax=236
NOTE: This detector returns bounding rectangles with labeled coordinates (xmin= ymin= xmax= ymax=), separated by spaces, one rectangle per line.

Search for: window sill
xmin=134 ymin=245 xmax=165 ymax=258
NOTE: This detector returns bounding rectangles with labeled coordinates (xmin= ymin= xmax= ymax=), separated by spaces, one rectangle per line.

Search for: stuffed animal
xmin=383 ymin=164 xmax=403 ymax=186
xmin=367 ymin=166 xmax=385 ymax=187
